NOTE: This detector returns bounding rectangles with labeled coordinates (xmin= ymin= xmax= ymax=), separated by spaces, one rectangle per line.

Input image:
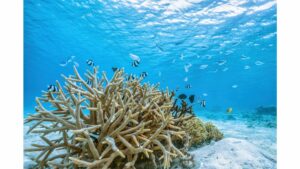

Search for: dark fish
xmin=185 ymin=84 xmax=191 ymax=89
xmin=155 ymin=43 xmax=164 ymax=52
xmin=112 ymin=67 xmax=119 ymax=72
xmin=189 ymin=95 xmax=195 ymax=103
xmin=86 ymin=59 xmax=95 ymax=67
xmin=178 ymin=94 xmax=187 ymax=100
xmin=86 ymin=79 xmax=92 ymax=85
xmin=126 ymin=74 xmax=136 ymax=81
xmin=200 ymin=100 xmax=206 ymax=108
xmin=175 ymin=86 xmax=179 ymax=91
xmin=140 ymin=72 xmax=148 ymax=79
xmin=217 ymin=60 xmax=226 ymax=66
xmin=47 ymin=85 xmax=58 ymax=92
xmin=200 ymin=45 xmax=209 ymax=49
xmin=90 ymin=133 xmax=99 ymax=143
xmin=132 ymin=60 xmax=140 ymax=67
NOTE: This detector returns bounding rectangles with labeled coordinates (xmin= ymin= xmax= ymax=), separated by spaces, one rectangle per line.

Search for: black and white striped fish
xmin=126 ymin=74 xmax=136 ymax=81
xmin=131 ymin=60 xmax=140 ymax=67
xmin=140 ymin=72 xmax=148 ymax=79
xmin=185 ymin=84 xmax=192 ymax=89
xmin=86 ymin=59 xmax=95 ymax=67
xmin=86 ymin=79 xmax=92 ymax=85
xmin=47 ymin=84 xmax=58 ymax=92
xmin=200 ymin=100 xmax=206 ymax=108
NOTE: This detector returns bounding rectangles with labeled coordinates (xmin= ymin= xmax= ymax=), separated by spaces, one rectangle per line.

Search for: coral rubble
xmin=24 ymin=66 xmax=223 ymax=169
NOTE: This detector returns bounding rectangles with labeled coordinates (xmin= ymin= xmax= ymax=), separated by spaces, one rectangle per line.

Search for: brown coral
xmin=181 ymin=118 xmax=223 ymax=147
xmin=25 ymin=66 xmax=193 ymax=169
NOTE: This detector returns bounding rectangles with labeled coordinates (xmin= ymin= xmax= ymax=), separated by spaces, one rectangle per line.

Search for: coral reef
xmin=24 ymin=66 xmax=223 ymax=169
xmin=25 ymin=66 xmax=194 ymax=169
xmin=255 ymin=106 xmax=277 ymax=115
xmin=171 ymin=99 xmax=194 ymax=119
xmin=181 ymin=118 xmax=223 ymax=147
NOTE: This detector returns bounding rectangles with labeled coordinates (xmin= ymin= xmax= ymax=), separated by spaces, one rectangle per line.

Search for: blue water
xmin=24 ymin=0 xmax=276 ymax=116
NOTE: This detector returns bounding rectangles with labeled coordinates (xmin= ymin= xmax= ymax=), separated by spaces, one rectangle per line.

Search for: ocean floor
xmin=24 ymin=111 xmax=276 ymax=169
xmin=188 ymin=118 xmax=276 ymax=169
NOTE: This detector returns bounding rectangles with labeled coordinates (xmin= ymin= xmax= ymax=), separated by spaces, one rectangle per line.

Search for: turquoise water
xmin=24 ymin=1 xmax=277 ymax=168
xmin=24 ymin=0 xmax=276 ymax=116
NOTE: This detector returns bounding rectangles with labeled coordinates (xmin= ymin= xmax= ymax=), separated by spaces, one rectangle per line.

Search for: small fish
xmin=129 ymin=53 xmax=140 ymax=62
xmin=140 ymin=72 xmax=148 ymax=78
xmin=112 ymin=67 xmax=119 ymax=72
xmin=217 ymin=60 xmax=227 ymax=66
xmin=60 ymin=56 xmax=76 ymax=67
xmin=227 ymin=107 xmax=233 ymax=113
xmin=184 ymin=77 xmax=188 ymax=82
xmin=189 ymin=95 xmax=195 ymax=103
xmin=200 ymin=100 xmax=206 ymax=108
xmin=89 ymin=133 xmax=99 ymax=141
xmin=180 ymin=53 xmax=184 ymax=60
xmin=203 ymin=93 xmax=208 ymax=97
xmin=86 ymin=79 xmax=92 ymax=85
xmin=184 ymin=63 xmax=192 ymax=72
xmin=255 ymin=61 xmax=264 ymax=66
xmin=158 ymin=71 xmax=162 ymax=77
xmin=126 ymin=74 xmax=136 ymax=81
xmin=155 ymin=43 xmax=164 ymax=52
xmin=47 ymin=84 xmax=58 ymax=92
xmin=185 ymin=84 xmax=191 ymax=89
xmin=241 ymin=55 xmax=250 ymax=60
xmin=175 ymin=86 xmax=179 ymax=91
xmin=244 ymin=65 xmax=250 ymax=70
xmin=199 ymin=64 xmax=208 ymax=70
xmin=199 ymin=45 xmax=209 ymax=49
xmin=132 ymin=60 xmax=140 ymax=67
xmin=225 ymin=50 xmax=234 ymax=55
xmin=232 ymin=41 xmax=241 ymax=46
xmin=86 ymin=59 xmax=95 ymax=67
xmin=59 ymin=61 xmax=68 ymax=67
xmin=68 ymin=56 xmax=76 ymax=63
xmin=222 ymin=67 xmax=229 ymax=72
xmin=178 ymin=94 xmax=187 ymax=100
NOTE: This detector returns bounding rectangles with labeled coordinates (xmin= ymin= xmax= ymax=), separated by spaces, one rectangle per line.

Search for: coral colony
xmin=25 ymin=66 xmax=222 ymax=169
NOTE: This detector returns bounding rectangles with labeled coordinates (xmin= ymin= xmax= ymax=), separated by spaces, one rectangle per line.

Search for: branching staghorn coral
xmin=171 ymin=99 xmax=194 ymax=120
xmin=25 ymin=66 xmax=193 ymax=169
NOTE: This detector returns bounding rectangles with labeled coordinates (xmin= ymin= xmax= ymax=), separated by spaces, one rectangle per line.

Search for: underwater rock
xmin=255 ymin=106 xmax=277 ymax=115
xmin=241 ymin=106 xmax=277 ymax=128
xmin=189 ymin=138 xmax=276 ymax=169
xmin=24 ymin=66 xmax=222 ymax=169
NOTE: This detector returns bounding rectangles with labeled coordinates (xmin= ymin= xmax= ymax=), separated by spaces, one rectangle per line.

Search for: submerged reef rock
xmin=255 ymin=105 xmax=277 ymax=115
xmin=24 ymin=66 xmax=222 ymax=169
xmin=181 ymin=118 xmax=223 ymax=147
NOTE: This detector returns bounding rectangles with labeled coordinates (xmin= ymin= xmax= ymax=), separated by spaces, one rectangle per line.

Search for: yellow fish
xmin=226 ymin=107 xmax=233 ymax=113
